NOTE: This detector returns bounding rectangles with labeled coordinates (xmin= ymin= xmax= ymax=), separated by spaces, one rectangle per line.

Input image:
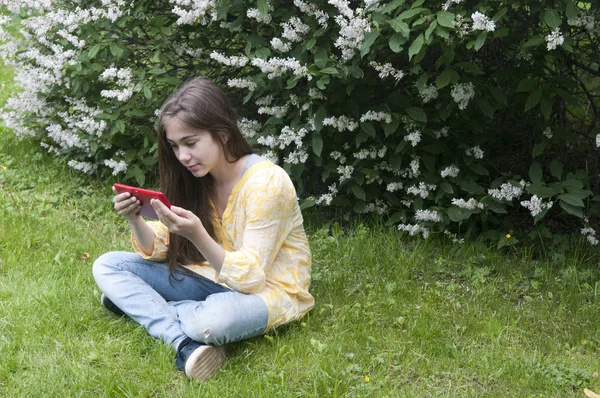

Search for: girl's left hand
xmin=151 ymin=199 xmax=203 ymax=241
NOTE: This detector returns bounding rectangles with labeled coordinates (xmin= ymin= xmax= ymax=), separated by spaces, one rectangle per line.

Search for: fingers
xmin=113 ymin=190 xmax=140 ymax=217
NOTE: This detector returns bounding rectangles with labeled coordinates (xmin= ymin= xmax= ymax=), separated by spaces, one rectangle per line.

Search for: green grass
xmin=2 ymin=70 xmax=600 ymax=397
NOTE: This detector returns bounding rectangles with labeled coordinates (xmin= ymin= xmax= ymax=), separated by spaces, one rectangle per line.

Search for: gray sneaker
xmin=184 ymin=344 xmax=227 ymax=381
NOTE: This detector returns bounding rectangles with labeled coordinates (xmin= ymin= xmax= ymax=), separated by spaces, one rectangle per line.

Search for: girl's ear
xmin=219 ymin=131 xmax=229 ymax=144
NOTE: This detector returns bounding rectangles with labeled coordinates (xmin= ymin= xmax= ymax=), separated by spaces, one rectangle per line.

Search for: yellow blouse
xmin=131 ymin=160 xmax=314 ymax=329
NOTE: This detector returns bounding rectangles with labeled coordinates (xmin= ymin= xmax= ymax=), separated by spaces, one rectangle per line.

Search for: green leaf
xmin=408 ymin=33 xmax=424 ymax=61
xmin=406 ymin=107 xmax=426 ymax=123
xmin=440 ymin=182 xmax=454 ymax=194
xmin=305 ymin=38 xmax=316 ymax=50
xmin=382 ymin=0 xmax=405 ymax=14
xmin=319 ymin=67 xmax=338 ymax=75
xmin=492 ymin=7 xmax=508 ymax=22
xmin=355 ymin=131 xmax=368 ymax=147
xmin=523 ymin=36 xmax=544 ymax=48
xmin=314 ymin=106 xmax=326 ymax=133
xmin=436 ymin=68 xmax=457 ymax=89
xmin=566 ymin=1 xmax=579 ymax=20
xmin=116 ymin=120 xmax=126 ymax=134
xmin=528 ymin=163 xmax=543 ymax=184
xmin=436 ymin=11 xmax=454 ymax=28
xmin=549 ymin=159 xmax=563 ymax=180
xmin=389 ymin=18 xmax=410 ymax=38
xmin=425 ymin=20 xmax=437 ymax=42
xmin=562 ymin=178 xmax=584 ymax=190
xmin=516 ymin=79 xmax=537 ymax=92
xmin=527 ymin=184 xmax=556 ymax=198
xmin=258 ymin=0 xmax=269 ymax=17
xmin=477 ymin=98 xmax=495 ymax=119
xmin=143 ymin=86 xmax=152 ymax=100
xmin=134 ymin=166 xmax=145 ymax=187
xmin=149 ymin=68 xmax=167 ymax=75
xmin=532 ymin=141 xmax=546 ymax=158
xmin=360 ymin=29 xmax=380 ymax=58
xmin=489 ymin=87 xmax=507 ymax=105
xmin=88 ymin=44 xmax=103 ymax=59
xmin=447 ymin=207 xmax=465 ymax=222
xmin=110 ymin=42 xmax=124 ymax=58
xmin=559 ymin=201 xmax=584 ymax=218
xmin=361 ymin=122 xmax=376 ymax=138
xmin=312 ymin=132 xmax=323 ymax=157
xmin=525 ymin=88 xmax=543 ymax=112
xmin=397 ymin=7 xmax=426 ymax=21
xmin=314 ymin=47 xmax=328 ymax=69
xmin=540 ymin=96 xmax=553 ymax=120
xmin=474 ymin=32 xmax=487 ymax=51
xmin=544 ymin=8 xmax=562 ymax=29
xmin=351 ymin=184 xmax=366 ymax=201
xmin=558 ymin=193 xmax=584 ymax=207
xmin=460 ymin=180 xmax=485 ymax=195
xmin=383 ymin=117 xmax=399 ymax=136
xmin=389 ymin=33 xmax=406 ymax=53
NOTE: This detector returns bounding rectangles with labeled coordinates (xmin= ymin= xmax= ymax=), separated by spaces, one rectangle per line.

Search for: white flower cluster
xmin=386 ymin=182 xmax=403 ymax=192
xmin=545 ymin=28 xmax=564 ymax=51
xmin=451 ymin=198 xmax=484 ymax=210
xmin=520 ymin=195 xmax=553 ymax=218
xmin=238 ymin=118 xmax=261 ymax=139
xmin=271 ymin=38 xmax=292 ymax=53
xmin=227 ymin=78 xmax=257 ymax=91
xmin=369 ymin=61 xmax=404 ymax=81
xmin=209 ymin=52 xmax=249 ymax=67
xmin=440 ymin=165 xmax=460 ymax=178
xmin=281 ymin=16 xmax=310 ymax=42
xmin=471 ymin=12 xmax=496 ymax=32
xmin=360 ymin=111 xmax=391 ymax=124
xmin=315 ymin=183 xmax=338 ymax=206
xmin=99 ymin=66 xmax=138 ymax=101
xmin=581 ymin=225 xmax=599 ymax=246
xmin=398 ymin=223 xmax=430 ymax=239
xmin=442 ymin=0 xmax=462 ymax=11
xmin=596 ymin=133 xmax=600 ymax=148
xmin=353 ymin=146 xmax=387 ymax=160
xmin=251 ymin=57 xmax=310 ymax=80
xmin=67 ymin=159 xmax=95 ymax=174
xmin=488 ymin=181 xmax=528 ymax=201
xmin=465 ymin=145 xmax=484 ymax=159
xmin=420 ymin=84 xmax=438 ymax=103
xmin=46 ymin=123 xmax=88 ymax=150
xmin=257 ymin=105 xmax=289 ymax=119
xmin=329 ymin=0 xmax=371 ymax=60
xmin=330 ymin=151 xmax=346 ymax=164
xmin=309 ymin=87 xmax=326 ymax=100
xmin=444 ymin=230 xmax=465 ymax=245
xmin=407 ymin=182 xmax=437 ymax=199
xmin=294 ymin=0 xmax=328 ymax=28
xmin=284 ymin=149 xmax=309 ymax=165
xmin=543 ymin=127 xmax=553 ymax=139
xmin=415 ymin=209 xmax=442 ymax=223
xmin=434 ymin=126 xmax=449 ymax=139
xmin=337 ymin=165 xmax=354 ymax=182
xmin=451 ymin=82 xmax=475 ymax=110
xmin=261 ymin=150 xmax=279 ymax=164
xmin=364 ymin=0 xmax=384 ymax=13
xmin=323 ymin=115 xmax=359 ymax=132
xmin=247 ymin=8 xmax=272 ymax=24
xmin=174 ymin=43 xmax=203 ymax=58
xmin=454 ymin=14 xmax=470 ymax=37
xmin=404 ymin=131 xmax=421 ymax=147
xmin=568 ymin=14 xmax=595 ymax=32
xmin=169 ymin=0 xmax=217 ymax=25
xmin=104 ymin=158 xmax=128 ymax=175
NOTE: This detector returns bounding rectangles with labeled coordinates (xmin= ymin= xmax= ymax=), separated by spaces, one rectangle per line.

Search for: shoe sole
xmin=184 ymin=345 xmax=227 ymax=382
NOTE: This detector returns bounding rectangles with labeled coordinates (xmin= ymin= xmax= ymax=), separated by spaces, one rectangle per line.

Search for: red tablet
xmin=113 ymin=183 xmax=172 ymax=220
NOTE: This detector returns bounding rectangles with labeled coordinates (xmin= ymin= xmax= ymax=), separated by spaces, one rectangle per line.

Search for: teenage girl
xmin=93 ymin=78 xmax=314 ymax=381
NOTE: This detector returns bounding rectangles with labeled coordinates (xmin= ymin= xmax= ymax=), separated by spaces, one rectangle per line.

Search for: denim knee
xmin=180 ymin=308 xmax=232 ymax=346
xmin=92 ymin=251 xmax=132 ymax=287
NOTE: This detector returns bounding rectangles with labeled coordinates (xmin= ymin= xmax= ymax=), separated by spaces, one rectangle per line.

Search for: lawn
xmin=1 ymin=64 xmax=600 ymax=397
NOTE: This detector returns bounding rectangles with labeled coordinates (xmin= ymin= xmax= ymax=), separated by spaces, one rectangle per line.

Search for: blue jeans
xmin=92 ymin=251 xmax=268 ymax=350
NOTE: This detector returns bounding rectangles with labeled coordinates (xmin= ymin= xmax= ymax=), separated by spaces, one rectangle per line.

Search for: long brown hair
xmin=156 ymin=78 xmax=253 ymax=276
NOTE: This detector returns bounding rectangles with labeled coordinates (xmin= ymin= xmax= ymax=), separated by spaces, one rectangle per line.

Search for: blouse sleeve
xmin=131 ymin=220 xmax=170 ymax=261
xmin=217 ymin=168 xmax=297 ymax=294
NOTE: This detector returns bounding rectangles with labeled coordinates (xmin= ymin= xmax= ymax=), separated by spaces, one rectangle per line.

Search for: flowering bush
xmin=1 ymin=0 xmax=599 ymax=246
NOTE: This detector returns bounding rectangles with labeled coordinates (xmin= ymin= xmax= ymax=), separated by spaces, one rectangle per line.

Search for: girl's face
xmin=164 ymin=117 xmax=225 ymax=178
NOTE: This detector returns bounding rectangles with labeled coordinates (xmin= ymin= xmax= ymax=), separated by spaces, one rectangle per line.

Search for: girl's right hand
xmin=112 ymin=186 xmax=141 ymax=221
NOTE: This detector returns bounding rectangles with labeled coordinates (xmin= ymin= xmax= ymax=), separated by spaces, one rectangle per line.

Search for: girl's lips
xmin=187 ymin=164 xmax=200 ymax=171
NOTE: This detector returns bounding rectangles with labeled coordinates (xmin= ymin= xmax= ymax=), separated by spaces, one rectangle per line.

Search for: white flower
xmin=329 ymin=0 xmax=371 ymax=60
xmin=284 ymin=149 xmax=309 ymax=164
xmin=251 ymin=57 xmax=310 ymax=80
xmin=323 ymin=115 xmax=359 ymax=132
xmin=520 ymin=195 xmax=553 ymax=218
xmin=337 ymin=165 xmax=354 ymax=182
xmin=247 ymin=8 xmax=272 ymax=24
xmin=581 ymin=225 xmax=599 ymax=246
xmin=543 ymin=127 xmax=553 ymax=139
xmin=442 ymin=0 xmax=462 ymax=11
xmin=398 ymin=223 xmax=430 ymax=239
xmin=104 ymin=158 xmax=127 ymax=175
xmin=465 ymin=145 xmax=484 ymax=159
xmin=316 ymin=183 xmax=338 ymax=205
xmin=281 ymin=16 xmax=310 ymax=42
xmin=406 ymin=182 xmax=436 ymax=199
xmin=420 ymin=84 xmax=439 ymax=103
xmin=471 ymin=12 xmax=496 ymax=32
xmin=434 ymin=127 xmax=449 ymax=139
xmin=488 ymin=181 xmax=528 ymax=201
xmin=568 ymin=14 xmax=595 ymax=31
xmin=238 ymin=118 xmax=261 ymax=139
xmin=415 ymin=209 xmax=442 ymax=223
xmin=209 ymin=52 xmax=249 ymax=67
xmin=169 ymin=0 xmax=218 ymax=25
xmin=451 ymin=82 xmax=475 ymax=110
xmin=294 ymin=0 xmax=328 ymax=28
xmin=596 ymin=133 xmax=600 ymax=148
xmin=404 ymin=131 xmax=421 ymax=147
xmin=451 ymin=198 xmax=484 ymax=210
xmin=257 ymin=105 xmax=289 ymax=119
xmin=227 ymin=78 xmax=257 ymax=91
xmin=360 ymin=111 xmax=392 ymax=124
xmin=271 ymin=38 xmax=292 ymax=52
xmin=545 ymin=28 xmax=564 ymax=51
xmin=68 ymin=160 xmax=95 ymax=174
xmin=386 ymin=182 xmax=403 ymax=192
xmin=440 ymin=165 xmax=460 ymax=178
xmin=369 ymin=61 xmax=404 ymax=81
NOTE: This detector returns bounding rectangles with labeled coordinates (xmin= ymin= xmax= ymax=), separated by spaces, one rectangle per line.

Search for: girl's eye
xmin=186 ymin=141 xmax=197 ymax=147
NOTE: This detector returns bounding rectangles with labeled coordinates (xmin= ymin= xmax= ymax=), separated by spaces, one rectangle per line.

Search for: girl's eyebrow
xmin=166 ymin=134 xmax=199 ymax=144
